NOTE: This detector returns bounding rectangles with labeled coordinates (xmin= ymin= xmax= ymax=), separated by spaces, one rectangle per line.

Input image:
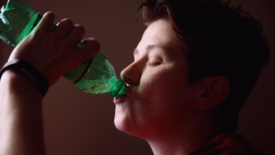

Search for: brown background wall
xmin=0 ymin=0 xmax=274 ymax=154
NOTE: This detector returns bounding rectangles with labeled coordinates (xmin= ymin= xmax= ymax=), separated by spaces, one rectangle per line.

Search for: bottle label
xmin=63 ymin=58 xmax=94 ymax=83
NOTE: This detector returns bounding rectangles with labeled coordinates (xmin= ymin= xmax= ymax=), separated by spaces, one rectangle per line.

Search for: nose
xmin=120 ymin=61 xmax=142 ymax=86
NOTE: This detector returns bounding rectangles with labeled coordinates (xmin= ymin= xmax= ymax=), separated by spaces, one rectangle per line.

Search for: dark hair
xmin=138 ymin=0 xmax=270 ymax=133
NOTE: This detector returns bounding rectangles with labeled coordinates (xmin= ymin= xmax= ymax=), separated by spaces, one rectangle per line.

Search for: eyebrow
xmin=133 ymin=44 xmax=163 ymax=56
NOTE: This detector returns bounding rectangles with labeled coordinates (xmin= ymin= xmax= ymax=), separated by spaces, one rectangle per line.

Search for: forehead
xmin=137 ymin=19 xmax=177 ymax=52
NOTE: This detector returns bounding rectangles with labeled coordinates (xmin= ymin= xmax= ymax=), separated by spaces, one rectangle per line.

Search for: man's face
xmin=114 ymin=19 xmax=197 ymax=138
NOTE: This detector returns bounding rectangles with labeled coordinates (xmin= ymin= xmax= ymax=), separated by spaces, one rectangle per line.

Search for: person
xmin=0 ymin=0 xmax=270 ymax=154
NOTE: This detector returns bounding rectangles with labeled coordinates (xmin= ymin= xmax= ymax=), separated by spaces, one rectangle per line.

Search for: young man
xmin=0 ymin=0 xmax=270 ymax=154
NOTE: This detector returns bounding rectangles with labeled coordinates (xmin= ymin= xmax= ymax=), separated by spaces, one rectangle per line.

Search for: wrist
xmin=1 ymin=68 xmax=41 ymax=97
xmin=0 ymin=59 xmax=49 ymax=97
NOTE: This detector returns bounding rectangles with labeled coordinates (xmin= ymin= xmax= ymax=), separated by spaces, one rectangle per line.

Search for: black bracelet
xmin=0 ymin=59 xmax=49 ymax=97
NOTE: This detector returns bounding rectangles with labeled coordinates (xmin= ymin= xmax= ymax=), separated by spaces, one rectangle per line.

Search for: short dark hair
xmin=138 ymin=0 xmax=270 ymax=133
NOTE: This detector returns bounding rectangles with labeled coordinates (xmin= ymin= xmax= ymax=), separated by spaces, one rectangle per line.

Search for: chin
xmin=114 ymin=108 xmax=141 ymax=137
xmin=114 ymin=111 xmax=152 ymax=139
xmin=114 ymin=108 xmax=131 ymax=132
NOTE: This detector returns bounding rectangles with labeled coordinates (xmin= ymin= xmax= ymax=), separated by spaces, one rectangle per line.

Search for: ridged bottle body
xmin=63 ymin=53 xmax=126 ymax=98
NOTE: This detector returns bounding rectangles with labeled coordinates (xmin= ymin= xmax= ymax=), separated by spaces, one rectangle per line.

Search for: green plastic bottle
xmin=0 ymin=0 xmax=126 ymax=98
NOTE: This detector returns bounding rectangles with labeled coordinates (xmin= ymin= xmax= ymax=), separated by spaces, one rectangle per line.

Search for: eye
xmin=148 ymin=56 xmax=162 ymax=66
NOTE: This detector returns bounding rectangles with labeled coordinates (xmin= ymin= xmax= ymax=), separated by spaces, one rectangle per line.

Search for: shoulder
xmin=190 ymin=133 xmax=266 ymax=155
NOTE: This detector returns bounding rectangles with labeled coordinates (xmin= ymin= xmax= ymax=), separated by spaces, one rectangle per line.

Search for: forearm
xmin=0 ymin=69 xmax=46 ymax=155
xmin=0 ymin=11 xmax=100 ymax=155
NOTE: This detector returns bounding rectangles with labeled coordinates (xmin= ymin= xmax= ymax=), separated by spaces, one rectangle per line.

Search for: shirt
xmin=190 ymin=133 xmax=266 ymax=155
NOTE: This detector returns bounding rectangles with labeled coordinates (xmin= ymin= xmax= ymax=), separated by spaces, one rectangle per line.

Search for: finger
xmin=36 ymin=12 xmax=55 ymax=32
xmin=55 ymin=18 xmax=74 ymax=38
xmin=76 ymin=38 xmax=101 ymax=61
xmin=65 ymin=24 xmax=85 ymax=45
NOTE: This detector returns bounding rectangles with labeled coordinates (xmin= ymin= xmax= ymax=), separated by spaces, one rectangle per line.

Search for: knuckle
xmin=33 ymin=28 xmax=44 ymax=37
xmin=60 ymin=18 xmax=74 ymax=27
xmin=75 ymin=56 xmax=83 ymax=62
xmin=45 ymin=11 xmax=55 ymax=17
xmin=60 ymin=40 xmax=70 ymax=49
xmin=90 ymin=39 xmax=101 ymax=51
xmin=43 ymin=12 xmax=55 ymax=23
xmin=74 ymin=24 xmax=85 ymax=34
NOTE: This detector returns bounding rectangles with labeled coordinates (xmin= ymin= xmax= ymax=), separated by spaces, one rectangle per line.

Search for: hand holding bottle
xmin=0 ymin=0 xmax=126 ymax=98
xmin=7 ymin=12 xmax=101 ymax=86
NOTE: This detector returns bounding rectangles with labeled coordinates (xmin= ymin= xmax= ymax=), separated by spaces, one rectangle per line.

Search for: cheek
xmin=138 ymin=67 xmax=189 ymax=102
xmin=134 ymin=69 xmax=193 ymax=129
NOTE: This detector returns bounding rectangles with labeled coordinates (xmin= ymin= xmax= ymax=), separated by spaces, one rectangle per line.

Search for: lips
xmin=113 ymin=86 xmax=134 ymax=104
xmin=114 ymin=94 xmax=129 ymax=104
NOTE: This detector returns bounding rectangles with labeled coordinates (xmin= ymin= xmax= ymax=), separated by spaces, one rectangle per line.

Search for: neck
xmin=145 ymin=111 xmax=219 ymax=155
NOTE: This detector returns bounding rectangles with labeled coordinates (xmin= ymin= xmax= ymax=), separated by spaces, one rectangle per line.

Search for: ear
xmin=194 ymin=76 xmax=230 ymax=110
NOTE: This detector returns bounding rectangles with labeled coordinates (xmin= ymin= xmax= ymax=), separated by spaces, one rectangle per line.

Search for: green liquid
xmin=75 ymin=79 xmax=115 ymax=94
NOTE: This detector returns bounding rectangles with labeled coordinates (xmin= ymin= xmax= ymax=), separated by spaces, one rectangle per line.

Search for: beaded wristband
xmin=0 ymin=59 xmax=49 ymax=97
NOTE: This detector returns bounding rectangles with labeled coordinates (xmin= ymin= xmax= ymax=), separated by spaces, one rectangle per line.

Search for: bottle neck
xmin=108 ymin=79 xmax=127 ymax=98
